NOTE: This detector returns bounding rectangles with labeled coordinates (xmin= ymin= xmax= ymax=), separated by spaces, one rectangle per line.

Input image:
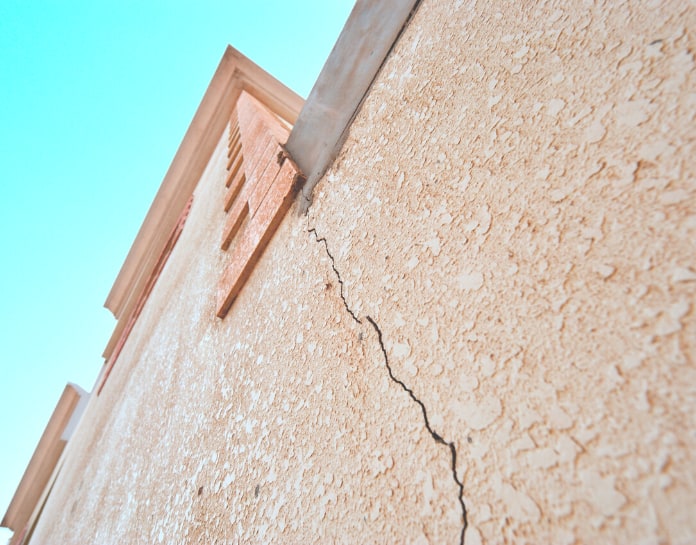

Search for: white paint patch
xmin=452 ymin=397 xmax=501 ymax=430
xmin=458 ymin=271 xmax=484 ymax=290
xmin=392 ymin=341 xmax=411 ymax=358
xmin=672 ymin=266 xmax=696 ymax=282
xmin=547 ymin=98 xmax=566 ymax=116
xmin=581 ymin=470 xmax=627 ymax=516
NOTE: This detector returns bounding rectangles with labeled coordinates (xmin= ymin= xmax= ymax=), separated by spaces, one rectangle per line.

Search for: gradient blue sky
xmin=0 ymin=1 xmax=354 ymax=539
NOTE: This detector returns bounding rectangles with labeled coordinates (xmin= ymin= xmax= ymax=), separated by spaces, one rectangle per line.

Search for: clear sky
xmin=0 ymin=1 xmax=354 ymax=540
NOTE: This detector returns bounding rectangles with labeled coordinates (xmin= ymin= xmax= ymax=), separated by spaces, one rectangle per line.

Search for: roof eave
xmin=104 ymin=46 xmax=303 ymax=323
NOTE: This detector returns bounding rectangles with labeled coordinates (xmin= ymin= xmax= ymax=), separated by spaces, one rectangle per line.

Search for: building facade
xmin=5 ymin=1 xmax=696 ymax=543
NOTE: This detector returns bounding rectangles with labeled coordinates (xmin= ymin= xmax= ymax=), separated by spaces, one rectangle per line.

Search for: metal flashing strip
xmin=286 ymin=0 xmax=421 ymax=212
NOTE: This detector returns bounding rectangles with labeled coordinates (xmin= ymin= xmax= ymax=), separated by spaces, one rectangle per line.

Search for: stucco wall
xmin=30 ymin=1 xmax=694 ymax=544
xmin=307 ymin=1 xmax=696 ymax=542
xmin=29 ymin=108 xmax=465 ymax=544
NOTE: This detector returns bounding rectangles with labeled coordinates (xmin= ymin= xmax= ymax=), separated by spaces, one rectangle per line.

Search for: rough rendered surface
xmin=30 ymin=1 xmax=694 ymax=544
xmin=30 ymin=132 xmax=461 ymax=544
xmin=309 ymin=1 xmax=696 ymax=542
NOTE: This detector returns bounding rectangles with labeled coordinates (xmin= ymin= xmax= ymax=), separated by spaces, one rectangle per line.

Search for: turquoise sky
xmin=0 ymin=1 xmax=353 ymax=540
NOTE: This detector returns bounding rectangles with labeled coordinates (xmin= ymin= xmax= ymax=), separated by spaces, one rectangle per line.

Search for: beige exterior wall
xmin=30 ymin=1 xmax=694 ymax=544
xmin=307 ymin=1 xmax=696 ymax=543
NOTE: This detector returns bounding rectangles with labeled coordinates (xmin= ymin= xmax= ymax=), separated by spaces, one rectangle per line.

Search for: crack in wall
xmin=365 ymin=315 xmax=468 ymax=545
xmin=308 ymin=228 xmax=362 ymax=324
xmin=309 ymin=227 xmax=468 ymax=544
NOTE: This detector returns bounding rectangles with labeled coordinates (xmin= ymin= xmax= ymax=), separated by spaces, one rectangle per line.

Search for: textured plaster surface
xmin=308 ymin=1 xmax=696 ymax=543
xmin=30 ymin=1 xmax=695 ymax=544
xmin=30 ymin=125 xmax=461 ymax=543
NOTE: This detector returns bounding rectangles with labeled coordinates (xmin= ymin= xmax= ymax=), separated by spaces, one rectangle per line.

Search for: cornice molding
xmin=103 ymin=46 xmax=303 ymax=360
xmin=1 ymin=384 xmax=84 ymax=533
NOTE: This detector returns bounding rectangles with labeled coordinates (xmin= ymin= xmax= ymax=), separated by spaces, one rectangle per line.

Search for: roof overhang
xmin=103 ymin=1 xmax=423 ymax=359
xmin=103 ymin=46 xmax=303 ymax=359
xmin=2 ymin=384 xmax=87 ymax=533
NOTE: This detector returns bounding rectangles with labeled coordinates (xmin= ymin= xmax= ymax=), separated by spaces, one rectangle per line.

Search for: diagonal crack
xmin=309 ymin=227 xmax=467 ymax=544
xmin=365 ymin=315 xmax=468 ymax=545
xmin=308 ymin=228 xmax=362 ymax=324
